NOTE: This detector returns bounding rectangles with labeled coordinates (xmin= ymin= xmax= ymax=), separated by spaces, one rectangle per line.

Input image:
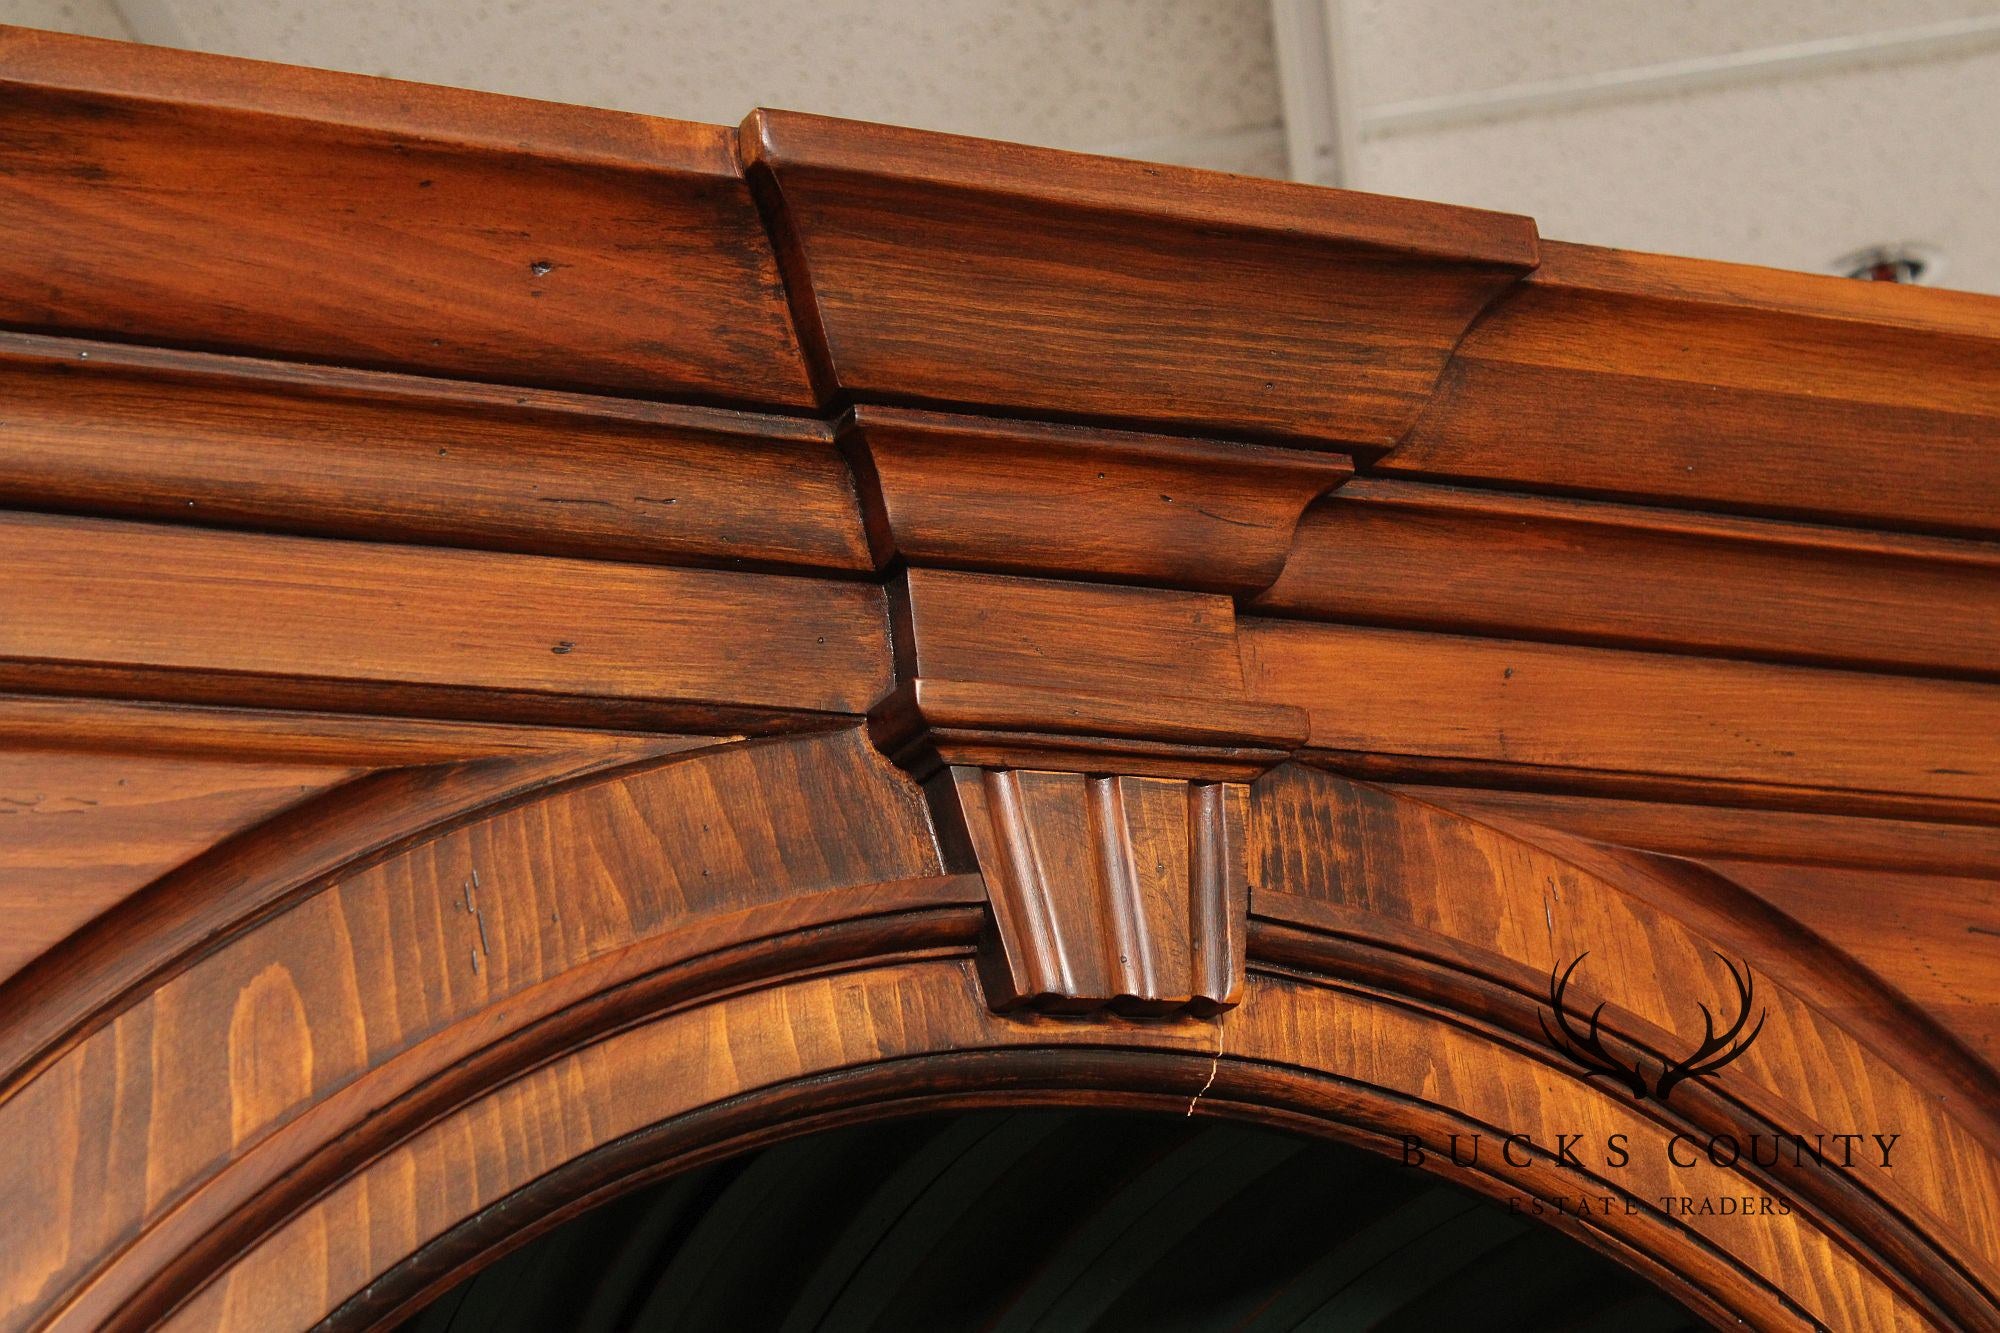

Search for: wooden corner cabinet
xmin=1 ymin=23 xmax=1997 ymax=1332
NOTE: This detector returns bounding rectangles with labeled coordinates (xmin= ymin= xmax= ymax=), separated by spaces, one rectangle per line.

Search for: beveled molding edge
xmin=8 ymin=27 xmax=1995 ymax=560
xmin=840 ymin=405 xmax=1354 ymax=595
xmin=29 ymin=757 xmax=1997 ymax=1333
xmin=739 ymin=106 xmax=1541 ymax=450
xmin=8 ymin=320 xmax=1992 ymax=683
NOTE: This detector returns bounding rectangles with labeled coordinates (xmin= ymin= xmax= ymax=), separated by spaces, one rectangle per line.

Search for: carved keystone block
xmin=941 ymin=766 xmax=1248 ymax=1017
xmin=871 ymin=569 xmax=1293 ymax=1017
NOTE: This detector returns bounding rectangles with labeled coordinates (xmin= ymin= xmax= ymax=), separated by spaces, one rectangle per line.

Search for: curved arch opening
xmin=14 ymin=734 xmax=1974 ymax=1332
xmin=149 ymin=959 xmax=1895 ymax=1332
xmin=394 ymin=1108 xmax=1703 ymax=1332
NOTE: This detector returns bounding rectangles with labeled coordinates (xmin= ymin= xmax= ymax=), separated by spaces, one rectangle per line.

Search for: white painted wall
xmin=1 ymin=0 xmax=127 ymax=39
xmin=1335 ymin=0 xmax=2000 ymax=291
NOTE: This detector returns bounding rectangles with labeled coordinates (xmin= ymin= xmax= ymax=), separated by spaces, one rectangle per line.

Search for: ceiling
xmin=8 ymin=0 xmax=2000 ymax=294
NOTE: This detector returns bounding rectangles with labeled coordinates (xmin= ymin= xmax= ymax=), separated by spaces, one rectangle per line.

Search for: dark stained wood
xmin=0 ymin=28 xmax=1994 ymax=1333
xmin=1258 ymin=477 xmax=2000 ymax=680
xmin=1246 ymin=768 xmax=2000 ymax=1330
xmin=847 ymin=406 xmax=1350 ymax=591
xmin=947 ymin=769 xmax=1248 ymax=1016
xmin=187 ymin=966 xmax=1881 ymax=1332
xmin=1313 ymin=749 xmax=2000 ymax=828
xmin=878 ymin=569 xmax=1306 ymax=781
xmin=0 ymin=691 xmax=702 ymax=767
xmin=869 ymin=678 xmax=1305 ymax=782
xmin=0 ymin=729 xmax=963 ymax=1333
xmin=1383 ymin=241 xmax=2000 ymax=537
xmin=0 ymin=27 xmax=817 ymax=406
xmin=1701 ymin=860 xmax=2000 ymax=1066
xmin=0 ymin=663 xmax=828 ymax=735
xmin=741 ymin=109 xmax=1538 ymax=445
xmin=22 ymin=809 xmax=1980 ymax=1333
xmin=896 ymin=567 xmax=1253 ymax=702
xmin=0 ymin=694 xmax=720 ymax=1097
xmin=0 ymin=332 xmax=872 ymax=573
xmin=1388 ymin=783 xmax=2000 ymax=878
xmin=0 ymin=748 xmax=358 ymax=982
xmin=1241 ymin=617 xmax=2000 ymax=805
xmin=878 ymin=569 xmax=1277 ymax=1019
xmin=0 ymin=511 xmax=893 ymax=720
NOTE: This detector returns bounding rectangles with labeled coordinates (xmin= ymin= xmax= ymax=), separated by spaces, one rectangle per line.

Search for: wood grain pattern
xmin=1700 ymin=861 xmax=2000 ymax=1065
xmin=1312 ymin=780 xmax=2000 ymax=1096
xmin=898 ymin=567 xmax=1253 ymax=703
xmin=869 ymin=678 xmax=1305 ymax=783
xmin=0 ymin=332 xmax=871 ymax=572
xmin=1248 ymin=768 xmax=2000 ymax=1328
xmin=0 ymin=27 xmax=815 ymax=406
xmin=0 ymin=691 xmax=716 ymax=1001
xmin=0 ymin=729 xmax=958 ymax=1333
xmin=847 ymin=405 xmax=1350 ymax=590
xmin=168 ymin=963 xmax=1944 ymax=1332
xmin=1384 ymin=242 xmax=2000 ymax=537
xmin=1387 ymin=783 xmax=2000 ymax=878
xmin=4 ymin=734 xmax=1987 ymax=1331
xmin=946 ymin=768 xmax=1247 ymax=1015
xmin=0 ymin=691 xmax=716 ymax=766
xmin=742 ymin=109 xmax=1538 ymax=445
xmin=1242 ymin=617 xmax=2000 ymax=805
xmin=0 ymin=512 xmax=892 ymax=722
xmin=0 ymin=749 xmax=357 ymax=982
xmin=0 ymin=28 xmax=1995 ymax=1333
xmin=0 ymin=695 xmax=723 ymax=1100
xmin=880 ymin=569 xmax=1306 ymax=781
xmin=1258 ymin=477 xmax=2000 ymax=679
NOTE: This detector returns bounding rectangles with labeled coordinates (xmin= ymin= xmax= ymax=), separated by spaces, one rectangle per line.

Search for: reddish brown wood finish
xmin=5 ymin=738 xmax=1991 ymax=1332
xmin=1385 ymin=242 xmax=2000 ymax=536
xmin=1242 ymin=618 xmax=2000 ymax=806
xmin=0 ymin=332 xmax=871 ymax=573
xmin=1705 ymin=860 xmax=2000 ymax=1064
xmin=0 ymin=29 xmax=816 ymax=406
xmin=0 ymin=24 xmax=1996 ymax=1333
xmin=0 ymin=748 xmax=355 ymax=981
xmin=0 ymin=511 xmax=892 ymax=723
xmin=742 ymin=109 xmax=1539 ymax=445
xmin=1258 ymin=477 xmax=2000 ymax=679
xmin=847 ymin=406 xmax=1350 ymax=590
xmin=946 ymin=768 xmax=1248 ymax=1016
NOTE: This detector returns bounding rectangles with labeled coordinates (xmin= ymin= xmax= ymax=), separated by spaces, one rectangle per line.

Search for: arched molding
xmin=1 ymin=32 xmax=1995 ymax=1333
xmin=0 ymin=733 xmax=729 ymax=1100
xmin=162 ymin=964 xmax=1937 ymax=1332
xmin=0 ymin=730 xmax=1993 ymax=1331
xmin=1248 ymin=766 xmax=2000 ymax=1320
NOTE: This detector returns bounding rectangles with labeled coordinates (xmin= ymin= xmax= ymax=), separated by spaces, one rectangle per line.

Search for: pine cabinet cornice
xmin=0 ymin=24 xmax=1995 ymax=1332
